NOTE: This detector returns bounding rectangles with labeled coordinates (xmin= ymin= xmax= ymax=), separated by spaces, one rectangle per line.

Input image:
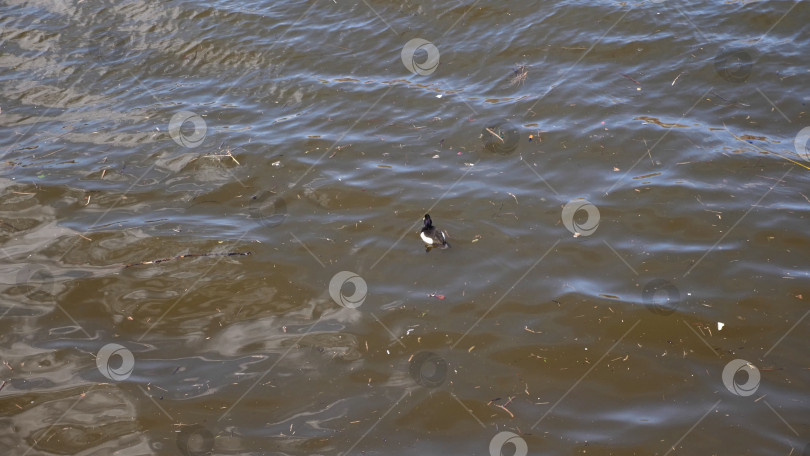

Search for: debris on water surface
xmin=124 ymin=251 xmax=251 ymax=268
xmin=509 ymin=64 xmax=529 ymax=87
xmin=621 ymin=73 xmax=641 ymax=85
xmin=485 ymin=128 xmax=504 ymax=143
xmin=725 ymin=125 xmax=810 ymax=170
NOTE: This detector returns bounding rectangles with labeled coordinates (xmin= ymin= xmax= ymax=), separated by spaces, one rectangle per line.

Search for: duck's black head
xmin=423 ymin=214 xmax=433 ymax=229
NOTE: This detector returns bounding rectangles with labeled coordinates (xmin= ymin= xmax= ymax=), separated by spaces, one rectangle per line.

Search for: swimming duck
xmin=420 ymin=214 xmax=449 ymax=251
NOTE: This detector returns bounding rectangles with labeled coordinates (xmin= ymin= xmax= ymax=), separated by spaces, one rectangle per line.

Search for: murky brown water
xmin=1 ymin=0 xmax=809 ymax=455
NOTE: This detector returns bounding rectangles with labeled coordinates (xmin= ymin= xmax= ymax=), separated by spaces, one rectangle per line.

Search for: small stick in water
xmin=485 ymin=128 xmax=505 ymax=143
xmin=124 ymin=251 xmax=251 ymax=268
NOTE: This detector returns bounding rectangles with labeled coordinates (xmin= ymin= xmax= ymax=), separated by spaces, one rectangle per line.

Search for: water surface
xmin=1 ymin=0 xmax=809 ymax=455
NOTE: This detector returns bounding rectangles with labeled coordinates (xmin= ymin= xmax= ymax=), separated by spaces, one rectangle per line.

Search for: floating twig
xmin=485 ymin=128 xmax=504 ymax=143
xmin=509 ymin=64 xmax=529 ymax=87
xmin=329 ymin=144 xmax=351 ymax=159
xmin=124 ymin=251 xmax=252 ymax=268
xmin=710 ymin=91 xmax=750 ymax=107
xmin=725 ymin=125 xmax=810 ymax=170
xmin=495 ymin=403 xmax=515 ymax=418
xmin=206 ymin=150 xmax=240 ymax=165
